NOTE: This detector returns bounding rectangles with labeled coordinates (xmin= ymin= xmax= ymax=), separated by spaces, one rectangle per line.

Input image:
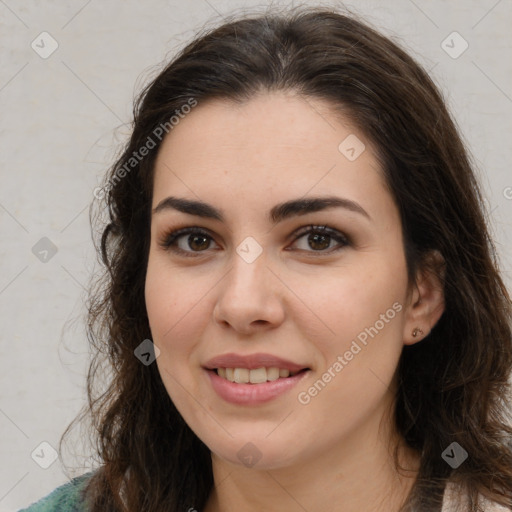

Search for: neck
xmin=203 ymin=408 xmax=420 ymax=512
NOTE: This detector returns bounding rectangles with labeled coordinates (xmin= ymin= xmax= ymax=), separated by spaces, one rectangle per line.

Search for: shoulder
xmin=442 ymin=481 xmax=511 ymax=512
xmin=18 ymin=471 xmax=95 ymax=512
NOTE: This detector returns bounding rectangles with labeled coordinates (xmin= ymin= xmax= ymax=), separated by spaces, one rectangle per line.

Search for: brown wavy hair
xmin=62 ymin=6 xmax=512 ymax=511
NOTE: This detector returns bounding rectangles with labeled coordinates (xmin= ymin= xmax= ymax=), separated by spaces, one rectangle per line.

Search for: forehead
xmin=152 ymin=92 xmax=389 ymax=218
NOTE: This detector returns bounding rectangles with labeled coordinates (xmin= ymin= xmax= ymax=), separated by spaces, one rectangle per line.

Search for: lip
xmin=205 ymin=367 xmax=310 ymax=405
xmin=203 ymin=352 xmax=311 ymax=405
xmin=203 ymin=352 xmax=308 ymax=373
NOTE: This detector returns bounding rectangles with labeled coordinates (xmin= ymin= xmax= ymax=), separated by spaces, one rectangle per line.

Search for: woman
xmin=21 ymin=6 xmax=512 ymax=512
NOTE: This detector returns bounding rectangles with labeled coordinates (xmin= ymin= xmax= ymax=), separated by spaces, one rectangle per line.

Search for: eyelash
xmin=157 ymin=224 xmax=350 ymax=258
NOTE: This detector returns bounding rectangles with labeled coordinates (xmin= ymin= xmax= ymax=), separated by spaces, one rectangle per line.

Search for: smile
xmin=205 ymin=367 xmax=310 ymax=405
xmin=215 ymin=367 xmax=302 ymax=384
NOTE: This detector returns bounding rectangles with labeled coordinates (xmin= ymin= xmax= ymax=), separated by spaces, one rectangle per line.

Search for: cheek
xmin=144 ymin=255 xmax=214 ymax=367
xmin=145 ymin=253 xmax=208 ymax=333
xmin=144 ymin=256 xmax=215 ymax=416
xmin=335 ymin=272 xmax=405 ymax=343
xmin=297 ymin=257 xmax=407 ymax=400
xmin=290 ymin=255 xmax=407 ymax=351
xmin=293 ymin=265 xmax=407 ymax=441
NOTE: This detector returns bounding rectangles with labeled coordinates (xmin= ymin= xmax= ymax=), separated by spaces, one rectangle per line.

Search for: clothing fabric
xmin=19 ymin=471 xmax=511 ymax=511
xmin=18 ymin=472 xmax=93 ymax=512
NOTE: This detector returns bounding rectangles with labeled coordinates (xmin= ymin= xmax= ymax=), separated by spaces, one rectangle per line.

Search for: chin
xmin=210 ymin=439 xmax=300 ymax=470
xmin=204 ymin=420 xmax=313 ymax=467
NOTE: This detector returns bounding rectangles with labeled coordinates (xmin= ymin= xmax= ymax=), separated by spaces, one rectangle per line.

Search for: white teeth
xmin=216 ymin=366 xmax=299 ymax=383
xmin=233 ymin=368 xmax=249 ymax=384
xmin=249 ymin=367 xmax=267 ymax=384
xmin=266 ymin=367 xmax=280 ymax=381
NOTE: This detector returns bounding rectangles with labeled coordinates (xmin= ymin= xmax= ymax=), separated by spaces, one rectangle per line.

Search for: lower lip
xmin=205 ymin=369 xmax=310 ymax=405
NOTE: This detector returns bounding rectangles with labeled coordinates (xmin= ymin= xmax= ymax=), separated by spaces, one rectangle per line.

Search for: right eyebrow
xmin=152 ymin=195 xmax=371 ymax=224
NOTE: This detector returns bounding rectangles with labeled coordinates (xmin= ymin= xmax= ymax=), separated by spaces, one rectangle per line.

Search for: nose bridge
xmin=213 ymin=236 xmax=284 ymax=330
xmin=226 ymin=238 xmax=269 ymax=297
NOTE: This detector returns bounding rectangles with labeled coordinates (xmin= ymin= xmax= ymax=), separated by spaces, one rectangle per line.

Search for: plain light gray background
xmin=1 ymin=0 xmax=511 ymax=510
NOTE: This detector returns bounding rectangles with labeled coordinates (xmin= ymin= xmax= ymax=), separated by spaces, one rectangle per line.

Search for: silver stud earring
xmin=412 ymin=327 xmax=424 ymax=337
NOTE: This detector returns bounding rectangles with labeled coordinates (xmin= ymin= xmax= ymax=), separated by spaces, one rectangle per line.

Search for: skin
xmin=144 ymin=91 xmax=445 ymax=512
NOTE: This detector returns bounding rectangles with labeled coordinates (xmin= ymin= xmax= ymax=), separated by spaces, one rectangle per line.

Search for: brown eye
xmin=306 ymin=232 xmax=331 ymax=251
xmin=290 ymin=225 xmax=349 ymax=253
xmin=159 ymin=227 xmax=219 ymax=257
xmin=159 ymin=224 xmax=349 ymax=258
xmin=187 ymin=233 xmax=211 ymax=251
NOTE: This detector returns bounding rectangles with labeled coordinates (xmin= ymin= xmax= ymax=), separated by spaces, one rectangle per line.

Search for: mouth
xmin=213 ymin=366 xmax=309 ymax=384
xmin=203 ymin=353 xmax=311 ymax=404
xmin=205 ymin=366 xmax=311 ymax=405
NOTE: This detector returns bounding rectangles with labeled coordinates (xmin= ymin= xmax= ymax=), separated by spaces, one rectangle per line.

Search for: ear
xmin=402 ymin=250 xmax=445 ymax=346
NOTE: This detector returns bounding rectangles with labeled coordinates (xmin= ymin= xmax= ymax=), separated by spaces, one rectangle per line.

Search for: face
xmin=145 ymin=91 xmax=414 ymax=470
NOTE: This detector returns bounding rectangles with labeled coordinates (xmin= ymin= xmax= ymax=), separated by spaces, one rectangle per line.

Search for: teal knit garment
xmin=18 ymin=472 xmax=94 ymax=511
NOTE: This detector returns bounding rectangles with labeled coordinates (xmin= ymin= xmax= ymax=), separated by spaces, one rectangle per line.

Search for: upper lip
xmin=203 ymin=353 xmax=309 ymax=372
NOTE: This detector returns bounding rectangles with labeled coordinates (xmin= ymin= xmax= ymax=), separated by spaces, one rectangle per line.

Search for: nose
xmin=213 ymin=247 xmax=285 ymax=335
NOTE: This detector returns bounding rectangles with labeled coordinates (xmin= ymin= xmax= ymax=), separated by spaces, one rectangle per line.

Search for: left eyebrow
xmin=270 ymin=196 xmax=371 ymax=223
xmin=152 ymin=195 xmax=371 ymax=223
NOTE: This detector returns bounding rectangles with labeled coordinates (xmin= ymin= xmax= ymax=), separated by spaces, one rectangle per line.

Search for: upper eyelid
xmin=160 ymin=224 xmax=343 ymax=241
xmin=159 ymin=224 xmax=349 ymax=252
